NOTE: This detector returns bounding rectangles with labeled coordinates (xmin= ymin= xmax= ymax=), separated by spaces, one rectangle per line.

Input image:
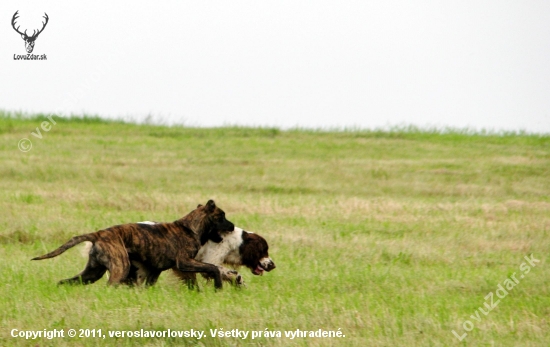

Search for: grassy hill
xmin=1 ymin=112 xmax=549 ymax=346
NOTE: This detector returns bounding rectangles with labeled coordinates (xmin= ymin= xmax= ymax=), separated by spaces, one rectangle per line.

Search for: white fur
xmin=260 ymin=257 xmax=274 ymax=270
xmin=196 ymin=226 xmax=249 ymax=284
xmin=81 ymin=241 xmax=93 ymax=258
xmin=196 ymin=227 xmax=244 ymax=266
xmin=137 ymin=221 xmax=157 ymax=225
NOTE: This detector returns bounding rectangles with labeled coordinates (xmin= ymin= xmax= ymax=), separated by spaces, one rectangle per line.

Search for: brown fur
xmin=128 ymin=229 xmax=276 ymax=288
xmin=32 ymin=200 xmax=234 ymax=289
xmin=239 ymin=231 xmax=274 ymax=272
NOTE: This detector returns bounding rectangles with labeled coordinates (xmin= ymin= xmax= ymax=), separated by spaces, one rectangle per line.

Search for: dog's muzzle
xmin=256 ymin=257 xmax=276 ymax=275
xmin=261 ymin=257 xmax=276 ymax=271
xmin=220 ymin=221 xmax=235 ymax=232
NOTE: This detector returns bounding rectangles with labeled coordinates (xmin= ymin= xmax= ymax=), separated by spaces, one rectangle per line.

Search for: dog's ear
xmin=205 ymin=200 xmax=216 ymax=213
xmin=240 ymin=233 xmax=265 ymax=268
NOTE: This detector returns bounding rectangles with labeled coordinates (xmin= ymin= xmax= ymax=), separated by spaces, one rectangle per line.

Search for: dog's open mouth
xmin=253 ymin=264 xmax=265 ymax=276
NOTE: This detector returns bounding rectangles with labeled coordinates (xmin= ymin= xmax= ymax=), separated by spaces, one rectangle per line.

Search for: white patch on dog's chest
xmin=196 ymin=227 xmax=244 ymax=266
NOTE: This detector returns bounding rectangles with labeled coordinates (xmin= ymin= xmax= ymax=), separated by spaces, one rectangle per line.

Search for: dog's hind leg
xmin=58 ymin=252 xmax=107 ymax=285
xmin=92 ymin=241 xmax=131 ymax=286
xmin=122 ymin=263 xmax=140 ymax=286
xmin=106 ymin=256 xmax=131 ymax=286
xmin=144 ymin=270 xmax=162 ymax=286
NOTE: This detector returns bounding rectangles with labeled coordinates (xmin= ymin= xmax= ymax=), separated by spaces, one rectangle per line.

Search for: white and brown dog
xmin=192 ymin=227 xmax=276 ymax=286
xmin=109 ymin=225 xmax=276 ymax=287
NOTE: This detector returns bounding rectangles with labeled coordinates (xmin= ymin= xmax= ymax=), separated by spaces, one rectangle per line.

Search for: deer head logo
xmin=12 ymin=11 xmax=49 ymax=54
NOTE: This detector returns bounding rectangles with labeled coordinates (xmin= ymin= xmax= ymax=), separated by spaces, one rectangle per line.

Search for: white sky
xmin=1 ymin=1 xmax=549 ymax=132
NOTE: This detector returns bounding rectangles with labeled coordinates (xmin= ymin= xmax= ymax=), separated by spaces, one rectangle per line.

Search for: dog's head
xmin=239 ymin=230 xmax=276 ymax=276
xmin=182 ymin=200 xmax=234 ymax=245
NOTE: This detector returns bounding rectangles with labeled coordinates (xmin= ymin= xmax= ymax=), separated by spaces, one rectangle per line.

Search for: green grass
xmin=0 ymin=111 xmax=549 ymax=346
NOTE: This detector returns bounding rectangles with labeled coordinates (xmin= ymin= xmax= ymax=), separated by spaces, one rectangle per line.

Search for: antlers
xmin=35 ymin=13 xmax=49 ymax=38
xmin=11 ymin=11 xmax=49 ymax=39
xmin=11 ymin=11 xmax=24 ymax=36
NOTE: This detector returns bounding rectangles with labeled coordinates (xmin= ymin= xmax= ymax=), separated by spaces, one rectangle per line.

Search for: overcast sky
xmin=1 ymin=1 xmax=549 ymax=132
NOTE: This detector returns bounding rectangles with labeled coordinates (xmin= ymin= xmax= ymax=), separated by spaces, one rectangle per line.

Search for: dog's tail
xmin=32 ymin=233 xmax=96 ymax=260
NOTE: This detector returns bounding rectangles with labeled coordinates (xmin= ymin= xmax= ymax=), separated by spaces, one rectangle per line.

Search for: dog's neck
xmin=174 ymin=216 xmax=214 ymax=245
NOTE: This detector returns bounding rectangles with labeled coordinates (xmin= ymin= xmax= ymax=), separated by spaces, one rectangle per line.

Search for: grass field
xmin=1 ymin=112 xmax=549 ymax=346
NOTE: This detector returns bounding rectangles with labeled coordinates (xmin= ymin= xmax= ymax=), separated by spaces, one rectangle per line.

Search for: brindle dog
xmin=32 ymin=200 xmax=234 ymax=289
xmin=127 ymin=227 xmax=276 ymax=288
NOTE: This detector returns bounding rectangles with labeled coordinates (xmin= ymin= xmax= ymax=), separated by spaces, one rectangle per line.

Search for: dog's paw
xmin=217 ymin=267 xmax=246 ymax=287
xmin=235 ymin=274 xmax=246 ymax=287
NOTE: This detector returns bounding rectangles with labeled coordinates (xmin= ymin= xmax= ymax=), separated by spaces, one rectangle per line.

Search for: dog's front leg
xmin=176 ymin=258 xmax=222 ymax=289
xmin=221 ymin=267 xmax=245 ymax=287
xmin=202 ymin=266 xmax=245 ymax=287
